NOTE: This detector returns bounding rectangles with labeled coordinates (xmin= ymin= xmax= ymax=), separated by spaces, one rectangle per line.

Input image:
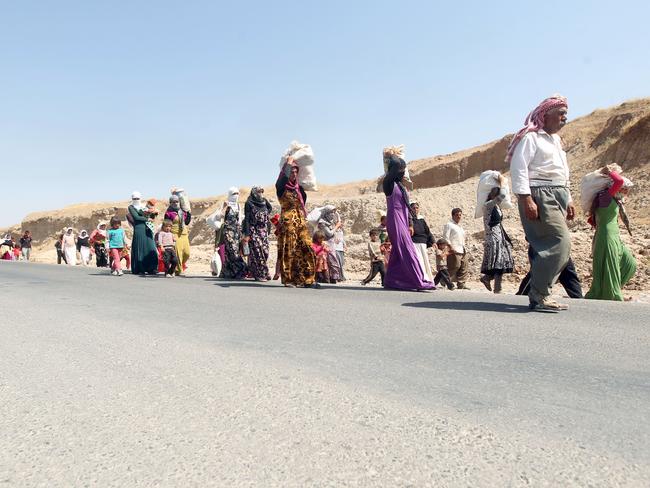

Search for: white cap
xmin=131 ymin=191 xmax=142 ymax=200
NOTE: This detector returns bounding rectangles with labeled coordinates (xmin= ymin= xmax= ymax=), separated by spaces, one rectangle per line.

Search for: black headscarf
xmin=248 ymin=186 xmax=271 ymax=211
xmin=382 ymin=155 xmax=410 ymax=208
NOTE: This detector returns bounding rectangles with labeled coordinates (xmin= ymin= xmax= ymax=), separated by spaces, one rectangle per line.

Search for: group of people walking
xmin=5 ymin=94 xmax=637 ymax=307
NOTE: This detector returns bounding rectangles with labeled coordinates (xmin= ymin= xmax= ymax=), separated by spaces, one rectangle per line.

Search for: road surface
xmin=1 ymin=262 xmax=649 ymax=486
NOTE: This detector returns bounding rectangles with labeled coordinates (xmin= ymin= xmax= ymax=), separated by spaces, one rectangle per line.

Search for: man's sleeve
xmin=510 ymin=134 xmax=536 ymax=196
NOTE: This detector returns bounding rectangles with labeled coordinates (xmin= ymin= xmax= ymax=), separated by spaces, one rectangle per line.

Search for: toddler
xmin=311 ymin=231 xmax=330 ymax=284
xmin=107 ymin=217 xmax=127 ymax=276
xmin=434 ymin=238 xmax=454 ymax=290
xmin=158 ymin=220 xmax=179 ymax=277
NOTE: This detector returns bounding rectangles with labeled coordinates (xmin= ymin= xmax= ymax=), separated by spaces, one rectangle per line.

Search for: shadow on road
xmin=207 ymin=280 xmax=388 ymax=291
xmin=402 ymin=300 xmax=530 ymax=314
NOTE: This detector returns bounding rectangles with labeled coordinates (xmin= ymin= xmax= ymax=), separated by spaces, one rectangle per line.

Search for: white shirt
xmin=442 ymin=220 xmax=465 ymax=254
xmin=510 ymin=130 xmax=572 ymax=200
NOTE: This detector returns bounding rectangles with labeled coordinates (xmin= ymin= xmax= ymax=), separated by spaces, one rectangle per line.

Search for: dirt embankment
xmin=5 ymin=98 xmax=650 ymax=297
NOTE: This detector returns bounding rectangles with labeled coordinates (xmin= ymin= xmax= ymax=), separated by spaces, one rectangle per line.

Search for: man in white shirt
xmin=442 ymin=207 xmax=468 ymax=289
xmin=507 ymin=95 xmax=575 ymax=312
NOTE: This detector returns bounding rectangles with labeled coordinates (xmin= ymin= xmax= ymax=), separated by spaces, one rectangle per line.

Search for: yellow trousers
xmin=174 ymin=234 xmax=190 ymax=275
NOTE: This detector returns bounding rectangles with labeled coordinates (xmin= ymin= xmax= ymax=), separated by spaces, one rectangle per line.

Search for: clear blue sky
xmin=2 ymin=0 xmax=649 ymax=227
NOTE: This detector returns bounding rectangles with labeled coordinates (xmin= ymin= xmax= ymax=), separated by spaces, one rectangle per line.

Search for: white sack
xmin=279 ymin=141 xmax=318 ymax=191
xmin=580 ymin=171 xmax=611 ymax=214
xmin=210 ymin=251 xmax=222 ymax=276
xmin=475 ymin=170 xmax=513 ymax=218
xmin=307 ymin=205 xmax=336 ymax=227
xmin=298 ymin=164 xmax=318 ymax=192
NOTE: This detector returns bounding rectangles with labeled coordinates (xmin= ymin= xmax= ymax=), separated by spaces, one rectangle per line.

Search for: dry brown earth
xmin=4 ymin=98 xmax=650 ymax=299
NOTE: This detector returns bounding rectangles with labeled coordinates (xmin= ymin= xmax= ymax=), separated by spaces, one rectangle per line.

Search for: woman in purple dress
xmin=382 ymin=155 xmax=434 ymax=291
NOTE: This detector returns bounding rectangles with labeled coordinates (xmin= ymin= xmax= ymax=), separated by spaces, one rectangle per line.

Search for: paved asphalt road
xmin=1 ymin=262 xmax=649 ymax=487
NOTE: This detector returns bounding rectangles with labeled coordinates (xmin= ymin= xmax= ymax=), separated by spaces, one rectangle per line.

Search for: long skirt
xmin=248 ymin=228 xmax=270 ymax=280
xmin=222 ymin=223 xmax=247 ymax=279
xmin=585 ymin=200 xmax=637 ymax=301
xmin=413 ymin=243 xmax=434 ymax=282
xmin=64 ymin=246 xmax=76 ymax=266
xmin=80 ymin=246 xmax=91 ymax=265
xmin=95 ymin=243 xmax=109 ymax=267
xmin=174 ymin=234 xmax=190 ymax=275
xmin=326 ymin=242 xmax=342 ymax=282
xmin=481 ymin=224 xmax=514 ymax=276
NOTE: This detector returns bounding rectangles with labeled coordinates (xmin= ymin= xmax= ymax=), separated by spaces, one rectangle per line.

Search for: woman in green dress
xmin=585 ymin=169 xmax=636 ymax=301
xmin=126 ymin=191 xmax=159 ymax=275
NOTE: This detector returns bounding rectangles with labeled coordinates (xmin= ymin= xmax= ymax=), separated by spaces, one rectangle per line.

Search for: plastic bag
xmin=579 ymin=170 xmax=613 ymax=214
xmin=279 ymin=141 xmax=318 ymax=191
xmin=307 ymin=205 xmax=336 ymax=227
xmin=210 ymin=251 xmax=222 ymax=276
xmin=475 ymin=170 xmax=513 ymax=218
xmin=280 ymin=141 xmax=315 ymax=167
xmin=298 ymin=164 xmax=318 ymax=192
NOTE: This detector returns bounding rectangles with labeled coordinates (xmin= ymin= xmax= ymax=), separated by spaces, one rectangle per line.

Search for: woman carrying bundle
xmin=585 ymin=166 xmax=636 ymax=301
xmin=382 ymin=151 xmax=433 ymax=291
xmin=317 ymin=206 xmax=343 ymax=283
xmin=276 ymin=158 xmax=317 ymax=288
xmin=479 ymin=174 xmax=514 ymax=294
xmin=219 ymin=187 xmax=247 ymax=279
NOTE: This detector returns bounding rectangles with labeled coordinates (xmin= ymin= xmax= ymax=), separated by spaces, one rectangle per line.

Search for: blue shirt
xmin=107 ymin=228 xmax=125 ymax=249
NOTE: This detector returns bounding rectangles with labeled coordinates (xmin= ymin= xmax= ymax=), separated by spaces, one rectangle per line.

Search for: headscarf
xmin=131 ymin=191 xmax=145 ymax=210
xmin=167 ymin=195 xmax=186 ymax=230
xmin=248 ymin=186 xmax=268 ymax=210
xmin=80 ymin=230 xmax=88 ymax=239
xmin=382 ymin=154 xmax=410 ymax=207
xmin=320 ymin=205 xmax=338 ymax=225
xmin=410 ymin=200 xmax=424 ymax=219
xmin=505 ymin=95 xmax=568 ymax=163
xmin=283 ymin=168 xmax=306 ymax=216
xmin=227 ymin=187 xmax=240 ymax=214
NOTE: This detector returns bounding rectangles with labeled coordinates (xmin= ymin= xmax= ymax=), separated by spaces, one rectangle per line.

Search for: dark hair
xmin=486 ymin=186 xmax=500 ymax=201
xmin=369 ymin=229 xmax=378 ymax=236
xmin=312 ymin=230 xmax=324 ymax=243
xmin=451 ymin=208 xmax=462 ymax=216
xmin=436 ymin=238 xmax=449 ymax=246
xmin=110 ymin=216 xmax=121 ymax=226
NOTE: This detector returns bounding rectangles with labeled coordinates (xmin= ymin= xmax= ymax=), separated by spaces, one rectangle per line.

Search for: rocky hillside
xmin=4 ymin=98 xmax=650 ymax=295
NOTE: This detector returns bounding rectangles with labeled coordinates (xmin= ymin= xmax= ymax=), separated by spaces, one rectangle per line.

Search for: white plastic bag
xmin=279 ymin=141 xmax=318 ymax=191
xmin=307 ymin=205 xmax=336 ymax=227
xmin=475 ymin=170 xmax=513 ymax=218
xmin=298 ymin=164 xmax=318 ymax=191
xmin=280 ymin=141 xmax=315 ymax=167
xmin=210 ymin=251 xmax=222 ymax=276
xmin=580 ymin=170 xmax=611 ymax=214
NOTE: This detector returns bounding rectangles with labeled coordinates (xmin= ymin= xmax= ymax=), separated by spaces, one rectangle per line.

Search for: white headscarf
xmin=227 ymin=187 xmax=240 ymax=213
xmin=131 ymin=191 xmax=144 ymax=210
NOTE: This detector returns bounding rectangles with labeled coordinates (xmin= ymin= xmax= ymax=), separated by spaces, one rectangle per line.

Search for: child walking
xmin=311 ymin=231 xmax=331 ymax=284
xmin=434 ymin=238 xmax=455 ymax=290
xmin=362 ymin=229 xmax=385 ymax=286
xmin=158 ymin=220 xmax=179 ymax=278
xmin=107 ymin=217 xmax=127 ymax=276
